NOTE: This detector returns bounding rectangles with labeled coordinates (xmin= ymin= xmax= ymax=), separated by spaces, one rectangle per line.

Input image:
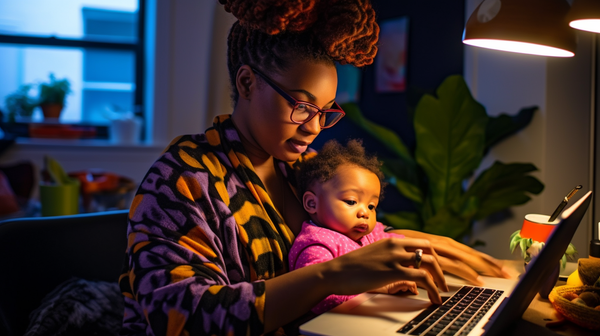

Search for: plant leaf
xmin=44 ymin=155 xmax=71 ymax=185
xmin=379 ymin=211 xmax=422 ymax=231
xmin=381 ymin=158 xmax=423 ymax=204
xmin=423 ymin=206 xmax=471 ymax=240
xmin=463 ymin=161 xmax=544 ymax=220
xmin=485 ymin=106 xmax=537 ymax=152
xmin=509 ymin=231 xmax=521 ymax=253
xmin=342 ymin=102 xmax=414 ymax=164
xmin=510 ymin=230 xmax=521 ymax=241
xmin=519 ymin=238 xmax=531 ymax=259
xmin=414 ymin=75 xmax=488 ymax=214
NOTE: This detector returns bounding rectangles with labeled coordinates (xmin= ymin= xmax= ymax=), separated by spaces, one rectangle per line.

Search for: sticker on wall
xmin=376 ymin=16 xmax=409 ymax=93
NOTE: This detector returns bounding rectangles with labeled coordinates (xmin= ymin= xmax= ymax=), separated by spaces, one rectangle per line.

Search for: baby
xmin=289 ymin=139 xmax=418 ymax=314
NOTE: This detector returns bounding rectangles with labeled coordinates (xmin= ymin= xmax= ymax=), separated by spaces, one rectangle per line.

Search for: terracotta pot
xmin=40 ymin=103 xmax=64 ymax=119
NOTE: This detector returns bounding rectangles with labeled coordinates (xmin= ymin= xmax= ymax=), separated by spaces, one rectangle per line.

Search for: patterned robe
xmin=119 ymin=115 xmax=312 ymax=335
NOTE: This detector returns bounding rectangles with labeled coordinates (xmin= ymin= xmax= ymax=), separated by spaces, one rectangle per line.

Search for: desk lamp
xmin=568 ymin=0 xmax=600 ymax=34
xmin=462 ymin=0 xmax=576 ymax=57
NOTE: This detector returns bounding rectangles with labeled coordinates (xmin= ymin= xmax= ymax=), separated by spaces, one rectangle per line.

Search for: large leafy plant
xmin=343 ymin=75 xmax=544 ymax=242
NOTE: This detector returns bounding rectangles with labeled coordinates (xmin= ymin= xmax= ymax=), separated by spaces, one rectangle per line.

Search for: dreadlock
xmin=297 ymin=139 xmax=387 ymax=198
xmin=218 ymin=0 xmax=380 ymax=103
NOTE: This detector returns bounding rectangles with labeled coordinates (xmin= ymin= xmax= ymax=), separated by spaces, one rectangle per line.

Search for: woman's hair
xmin=219 ymin=0 xmax=380 ymax=103
xmin=297 ymin=139 xmax=386 ymax=197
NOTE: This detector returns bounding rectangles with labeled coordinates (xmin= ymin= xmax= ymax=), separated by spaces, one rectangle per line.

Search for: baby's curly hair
xmin=218 ymin=0 xmax=380 ymax=103
xmin=297 ymin=139 xmax=386 ymax=198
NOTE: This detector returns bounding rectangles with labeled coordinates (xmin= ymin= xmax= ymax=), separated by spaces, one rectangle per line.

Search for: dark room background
xmin=311 ymin=0 xmax=466 ymax=213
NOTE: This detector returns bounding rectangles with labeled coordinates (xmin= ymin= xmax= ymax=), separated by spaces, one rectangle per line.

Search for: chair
xmin=0 ymin=210 xmax=129 ymax=336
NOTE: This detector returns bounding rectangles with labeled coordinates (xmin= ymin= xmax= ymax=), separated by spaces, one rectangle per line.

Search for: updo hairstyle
xmin=218 ymin=0 xmax=380 ymax=103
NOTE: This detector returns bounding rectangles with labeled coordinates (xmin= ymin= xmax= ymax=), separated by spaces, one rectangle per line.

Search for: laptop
xmin=300 ymin=191 xmax=592 ymax=336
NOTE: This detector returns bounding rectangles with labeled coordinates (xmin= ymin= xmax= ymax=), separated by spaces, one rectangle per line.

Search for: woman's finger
xmin=396 ymin=230 xmax=510 ymax=279
xmin=437 ymin=255 xmax=484 ymax=286
xmin=433 ymin=243 xmax=509 ymax=278
xmin=419 ymin=253 xmax=449 ymax=292
xmin=397 ymin=248 xmax=449 ymax=292
xmin=402 ymin=267 xmax=443 ymax=305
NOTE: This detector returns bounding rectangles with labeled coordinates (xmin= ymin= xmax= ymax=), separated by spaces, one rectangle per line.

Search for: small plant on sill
xmin=38 ymin=73 xmax=71 ymax=119
xmin=4 ymin=84 xmax=37 ymax=121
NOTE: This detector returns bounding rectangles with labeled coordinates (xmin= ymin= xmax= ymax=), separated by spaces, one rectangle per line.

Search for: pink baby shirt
xmin=288 ymin=221 xmax=404 ymax=314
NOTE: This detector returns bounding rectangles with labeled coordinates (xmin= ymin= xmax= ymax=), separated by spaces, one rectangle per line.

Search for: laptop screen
xmin=482 ymin=191 xmax=592 ymax=336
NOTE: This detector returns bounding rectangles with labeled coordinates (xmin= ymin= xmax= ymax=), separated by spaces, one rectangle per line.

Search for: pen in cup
xmin=548 ymin=185 xmax=582 ymax=222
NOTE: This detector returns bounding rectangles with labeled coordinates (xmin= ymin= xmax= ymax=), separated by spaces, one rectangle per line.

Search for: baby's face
xmin=308 ymin=165 xmax=380 ymax=241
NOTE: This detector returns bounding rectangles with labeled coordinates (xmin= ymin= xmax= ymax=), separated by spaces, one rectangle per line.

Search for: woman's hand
xmin=392 ymin=230 xmax=513 ymax=286
xmin=323 ymin=237 xmax=449 ymax=304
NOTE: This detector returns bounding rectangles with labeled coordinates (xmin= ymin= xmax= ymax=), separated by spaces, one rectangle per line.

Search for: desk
xmin=520 ymin=282 xmax=596 ymax=335
xmin=298 ymin=260 xmax=597 ymax=336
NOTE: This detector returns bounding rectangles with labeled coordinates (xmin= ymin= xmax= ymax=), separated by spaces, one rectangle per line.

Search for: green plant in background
xmin=4 ymin=84 xmax=37 ymax=120
xmin=38 ymin=73 xmax=71 ymax=106
xmin=343 ymin=74 xmax=544 ymax=243
xmin=509 ymin=232 xmax=576 ymax=269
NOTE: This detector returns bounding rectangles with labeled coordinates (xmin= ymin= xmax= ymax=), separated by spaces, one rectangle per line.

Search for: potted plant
xmin=38 ymin=73 xmax=71 ymax=119
xmin=342 ymin=74 xmax=544 ymax=244
xmin=4 ymin=84 xmax=37 ymax=122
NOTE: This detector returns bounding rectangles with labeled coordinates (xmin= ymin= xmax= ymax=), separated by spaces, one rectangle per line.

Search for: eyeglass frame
xmin=250 ymin=67 xmax=345 ymax=129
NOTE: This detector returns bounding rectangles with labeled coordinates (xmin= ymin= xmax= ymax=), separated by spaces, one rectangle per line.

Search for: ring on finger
xmin=414 ymin=249 xmax=423 ymax=269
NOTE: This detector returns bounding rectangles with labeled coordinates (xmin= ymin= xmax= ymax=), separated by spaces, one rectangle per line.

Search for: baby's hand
xmin=370 ymin=281 xmax=418 ymax=295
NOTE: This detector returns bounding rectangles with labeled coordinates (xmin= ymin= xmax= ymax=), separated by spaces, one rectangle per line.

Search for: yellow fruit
xmin=567 ymin=270 xmax=585 ymax=286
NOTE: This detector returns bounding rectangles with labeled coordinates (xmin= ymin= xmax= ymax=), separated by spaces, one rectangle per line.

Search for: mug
xmin=110 ymin=117 xmax=141 ymax=145
xmin=39 ymin=182 xmax=80 ymax=216
xmin=521 ymin=214 xmax=558 ymax=242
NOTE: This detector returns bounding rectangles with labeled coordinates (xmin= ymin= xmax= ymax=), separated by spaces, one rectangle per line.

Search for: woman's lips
xmin=288 ymin=139 xmax=309 ymax=153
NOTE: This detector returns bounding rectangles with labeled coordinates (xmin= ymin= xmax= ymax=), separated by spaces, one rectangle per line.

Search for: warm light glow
xmin=463 ymin=39 xmax=575 ymax=57
xmin=569 ymin=19 xmax=600 ymax=33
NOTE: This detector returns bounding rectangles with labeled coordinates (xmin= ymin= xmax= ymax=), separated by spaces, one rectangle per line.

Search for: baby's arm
xmin=291 ymin=245 xmax=359 ymax=314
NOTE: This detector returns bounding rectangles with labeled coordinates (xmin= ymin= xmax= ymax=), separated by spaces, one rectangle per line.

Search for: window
xmin=0 ymin=0 xmax=144 ymax=136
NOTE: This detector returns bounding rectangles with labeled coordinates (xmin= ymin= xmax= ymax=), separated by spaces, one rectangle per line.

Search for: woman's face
xmin=305 ymin=165 xmax=381 ymax=241
xmin=234 ymin=60 xmax=338 ymax=162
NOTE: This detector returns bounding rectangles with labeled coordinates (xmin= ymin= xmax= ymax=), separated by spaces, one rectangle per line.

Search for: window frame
xmin=0 ymin=0 xmax=146 ymax=139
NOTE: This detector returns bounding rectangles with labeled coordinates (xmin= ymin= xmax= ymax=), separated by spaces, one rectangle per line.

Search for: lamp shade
xmin=463 ymin=0 xmax=576 ymax=57
xmin=568 ymin=0 xmax=600 ymax=34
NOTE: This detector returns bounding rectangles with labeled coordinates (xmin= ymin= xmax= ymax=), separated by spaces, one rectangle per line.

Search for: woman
xmin=120 ymin=1 xmax=509 ymax=335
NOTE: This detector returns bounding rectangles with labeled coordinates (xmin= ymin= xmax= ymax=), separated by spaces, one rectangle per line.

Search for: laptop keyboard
xmin=397 ymin=286 xmax=504 ymax=336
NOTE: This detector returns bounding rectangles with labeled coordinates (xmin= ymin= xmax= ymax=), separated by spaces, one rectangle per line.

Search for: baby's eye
xmin=369 ymin=205 xmax=376 ymax=210
xmin=344 ymin=200 xmax=357 ymax=206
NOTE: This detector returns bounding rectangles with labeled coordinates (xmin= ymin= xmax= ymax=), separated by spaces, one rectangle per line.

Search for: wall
xmin=465 ymin=0 xmax=595 ymax=259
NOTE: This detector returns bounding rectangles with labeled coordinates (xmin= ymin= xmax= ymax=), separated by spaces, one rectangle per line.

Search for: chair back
xmin=0 ymin=210 xmax=129 ymax=336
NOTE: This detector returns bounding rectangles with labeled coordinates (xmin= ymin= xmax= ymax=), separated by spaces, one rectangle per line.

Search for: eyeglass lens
xmin=292 ymin=103 xmax=344 ymax=128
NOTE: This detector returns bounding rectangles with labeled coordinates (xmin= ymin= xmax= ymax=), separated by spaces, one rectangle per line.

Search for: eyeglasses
xmin=251 ymin=67 xmax=345 ymax=129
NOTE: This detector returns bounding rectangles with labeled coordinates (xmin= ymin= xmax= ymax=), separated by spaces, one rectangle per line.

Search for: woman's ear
xmin=302 ymin=191 xmax=318 ymax=214
xmin=236 ymin=65 xmax=255 ymax=100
